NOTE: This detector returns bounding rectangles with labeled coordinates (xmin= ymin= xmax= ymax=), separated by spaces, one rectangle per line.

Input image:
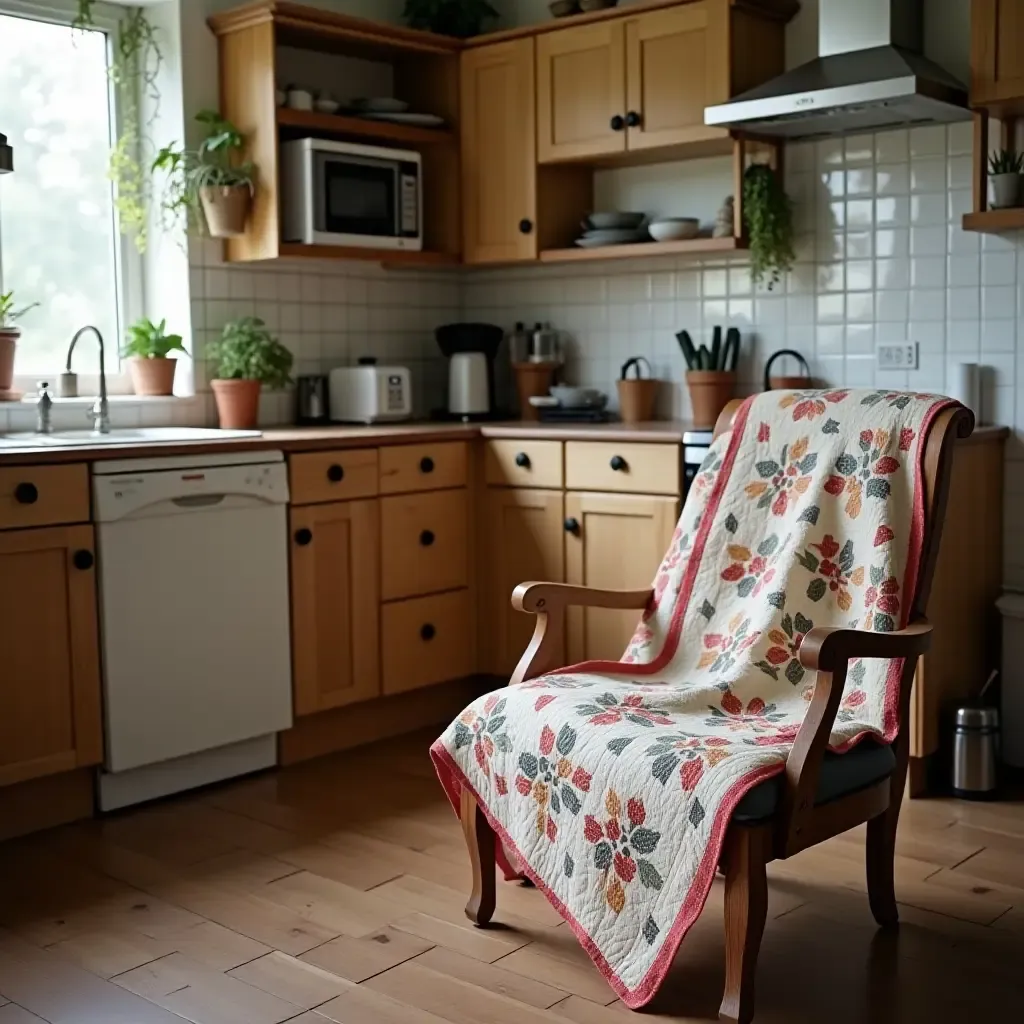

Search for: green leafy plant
xmin=123 ymin=318 xmax=188 ymax=360
xmin=153 ymin=111 xmax=256 ymax=235
xmin=208 ymin=318 xmax=293 ymax=388
xmin=675 ymin=327 xmax=740 ymax=372
xmin=988 ymin=148 xmax=1024 ymax=175
xmin=0 ymin=292 xmax=39 ymax=330
xmin=743 ymin=163 xmax=795 ymax=291
xmin=403 ymin=0 xmax=499 ymax=37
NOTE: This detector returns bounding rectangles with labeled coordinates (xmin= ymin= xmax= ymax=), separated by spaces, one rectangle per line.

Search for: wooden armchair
xmin=461 ymin=400 xmax=974 ymax=1023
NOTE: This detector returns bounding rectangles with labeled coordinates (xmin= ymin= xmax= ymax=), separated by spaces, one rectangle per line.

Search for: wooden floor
xmin=0 ymin=731 xmax=1022 ymax=1023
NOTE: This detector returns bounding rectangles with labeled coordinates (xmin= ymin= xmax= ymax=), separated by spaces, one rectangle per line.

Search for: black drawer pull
xmin=564 ymin=517 xmax=580 ymax=534
xmin=14 ymin=482 xmax=38 ymax=504
xmin=421 ymin=623 xmax=436 ymax=641
xmin=610 ymin=114 xmax=625 ymax=131
xmin=326 ymin=464 xmax=344 ymax=483
xmin=610 ymin=455 xmax=627 ymax=472
xmin=626 ymin=110 xmax=642 ymax=128
xmin=515 ymin=452 xmax=531 ymax=468
xmin=294 ymin=528 xmax=313 ymax=546
xmin=519 ymin=218 xmax=533 ymax=234
xmin=420 ymin=529 xmax=435 ymax=547
xmin=73 ymin=549 xmax=94 ymax=571
xmin=420 ymin=456 xmax=435 ymax=473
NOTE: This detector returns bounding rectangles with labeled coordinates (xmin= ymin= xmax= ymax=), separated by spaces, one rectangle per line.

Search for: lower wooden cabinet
xmin=484 ymin=487 xmax=566 ymax=675
xmin=289 ymin=500 xmax=380 ymax=716
xmin=0 ymin=525 xmax=102 ymax=786
xmin=382 ymin=590 xmax=473 ymax=695
xmin=566 ymin=491 xmax=678 ymax=663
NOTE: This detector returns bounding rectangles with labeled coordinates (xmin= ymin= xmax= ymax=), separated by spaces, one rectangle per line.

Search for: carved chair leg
xmin=719 ymin=825 xmax=770 ymax=1024
xmin=866 ymin=789 xmax=902 ymax=928
xmin=460 ymin=788 xmax=496 ymax=926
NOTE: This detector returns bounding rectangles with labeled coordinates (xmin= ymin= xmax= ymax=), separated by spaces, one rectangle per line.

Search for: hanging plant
xmin=403 ymin=0 xmax=499 ymax=37
xmin=743 ymin=163 xmax=795 ymax=291
xmin=73 ymin=0 xmax=96 ymax=31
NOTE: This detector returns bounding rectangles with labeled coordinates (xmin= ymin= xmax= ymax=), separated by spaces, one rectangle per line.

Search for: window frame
xmin=0 ymin=0 xmax=143 ymax=396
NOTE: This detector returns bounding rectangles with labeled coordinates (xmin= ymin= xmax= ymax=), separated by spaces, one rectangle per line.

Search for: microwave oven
xmin=281 ymin=138 xmax=422 ymax=250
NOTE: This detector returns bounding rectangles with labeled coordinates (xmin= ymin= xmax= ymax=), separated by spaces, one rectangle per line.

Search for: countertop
xmin=0 ymin=419 xmax=1008 ymax=466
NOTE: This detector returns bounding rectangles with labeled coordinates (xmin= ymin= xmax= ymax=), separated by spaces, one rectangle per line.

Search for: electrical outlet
xmin=876 ymin=342 xmax=918 ymax=371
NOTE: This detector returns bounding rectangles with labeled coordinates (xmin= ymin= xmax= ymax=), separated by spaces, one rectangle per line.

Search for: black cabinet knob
xmin=420 ymin=529 xmax=435 ymax=547
xmin=420 ymin=456 xmax=435 ymax=473
xmin=72 ymin=549 xmax=94 ymax=571
xmin=14 ymin=482 xmax=38 ymax=505
xmin=564 ymin=517 xmax=580 ymax=534
xmin=626 ymin=110 xmax=642 ymax=128
xmin=610 ymin=114 xmax=625 ymax=131
xmin=519 ymin=218 xmax=533 ymax=234
xmin=326 ymin=464 xmax=344 ymax=483
xmin=420 ymin=623 xmax=436 ymax=642
xmin=610 ymin=455 xmax=627 ymax=472
xmin=294 ymin=528 xmax=313 ymax=546
xmin=515 ymin=452 xmax=531 ymax=468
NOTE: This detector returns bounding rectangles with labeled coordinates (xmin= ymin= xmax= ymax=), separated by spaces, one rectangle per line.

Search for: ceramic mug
xmin=286 ymin=88 xmax=313 ymax=111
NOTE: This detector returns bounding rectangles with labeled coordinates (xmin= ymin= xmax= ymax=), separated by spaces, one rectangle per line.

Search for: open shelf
xmin=277 ymin=108 xmax=456 ymax=147
xmin=278 ymin=242 xmax=459 ymax=266
xmin=962 ymin=207 xmax=1024 ymax=234
xmin=539 ymin=236 xmax=744 ymax=264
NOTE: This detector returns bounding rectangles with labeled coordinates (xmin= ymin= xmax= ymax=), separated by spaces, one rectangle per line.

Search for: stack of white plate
xmin=575 ymin=212 xmax=647 ymax=248
xmin=348 ymin=98 xmax=446 ymax=127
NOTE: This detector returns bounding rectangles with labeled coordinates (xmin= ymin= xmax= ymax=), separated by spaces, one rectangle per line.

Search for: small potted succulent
xmin=403 ymin=0 xmax=499 ymax=37
xmin=207 ymin=317 xmax=293 ymax=429
xmin=123 ymin=317 xmax=188 ymax=396
xmin=153 ymin=110 xmax=256 ymax=238
xmin=676 ymin=327 xmax=740 ymax=429
xmin=0 ymin=291 xmax=39 ymax=393
xmin=988 ymin=149 xmax=1023 ymax=209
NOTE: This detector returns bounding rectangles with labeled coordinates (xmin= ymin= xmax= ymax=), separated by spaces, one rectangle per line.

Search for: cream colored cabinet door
xmin=484 ymin=487 xmax=565 ymax=676
xmin=461 ymin=38 xmax=537 ymax=264
xmin=625 ymin=2 xmax=730 ymax=152
xmin=0 ymin=525 xmax=103 ymax=787
xmin=537 ymin=20 xmax=626 ymax=163
xmin=565 ymin=492 xmax=677 ymax=664
xmin=289 ymin=500 xmax=380 ymax=715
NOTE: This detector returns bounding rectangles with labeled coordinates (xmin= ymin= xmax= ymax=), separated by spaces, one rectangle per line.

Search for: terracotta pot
xmin=128 ymin=356 xmax=178 ymax=397
xmin=686 ymin=370 xmax=736 ymax=429
xmin=199 ymin=184 xmax=252 ymax=238
xmin=617 ymin=378 xmax=659 ymax=424
xmin=770 ymin=375 xmax=814 ymax=390
xmin=512 ymin=361 xmax=559 ymax=421
xmin=0 ymin=327 xmax=18 ymax=392
xmin=211 ymin=378 xmax=261 ymax=429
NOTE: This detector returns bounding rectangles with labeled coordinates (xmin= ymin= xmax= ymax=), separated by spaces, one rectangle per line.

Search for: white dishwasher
xmin=93 ymin=451 xmax=293 ymax=810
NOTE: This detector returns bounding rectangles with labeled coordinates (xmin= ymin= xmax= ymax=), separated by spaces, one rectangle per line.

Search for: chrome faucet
xmin=66 ymin=326 xmax=110 ymax=434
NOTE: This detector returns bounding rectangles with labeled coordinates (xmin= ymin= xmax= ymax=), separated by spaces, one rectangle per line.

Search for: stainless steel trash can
xmin=952 ymin=705 xmax=999 ymax=799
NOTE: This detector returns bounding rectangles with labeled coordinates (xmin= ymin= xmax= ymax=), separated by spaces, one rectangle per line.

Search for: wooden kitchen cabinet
xmin=971 ymin=0 xmax=1024 ymax=112
xmin=461 ymin=38 xmax=538 ymax=263
xmin=289 ymin=500 xmax=380 ymax=716
xmin=565 ymin=491 xmax=677 ymax=663
xmin=0 ymin=525 xmax=103 ymax=787
xmin=484 ymin=487 xmax=566 ymax=675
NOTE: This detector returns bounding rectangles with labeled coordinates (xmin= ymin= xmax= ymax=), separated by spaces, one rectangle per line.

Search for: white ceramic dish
xmin=648 ymin=218 xmax=700 ymax=241
xmin=362 ymin=112 xmax=446 ymax=127
xmin=575 ymin=231 xmax=647 ymax=248
xmin=286 ymin=89 xmax=313 ymax=111
xmin=586 ymin=211 xmax=646 ymax=230
xmin=351 ymin=98 xmax=409 ymax=113
xmin=314 ymin=98 xmax=340 ymax=115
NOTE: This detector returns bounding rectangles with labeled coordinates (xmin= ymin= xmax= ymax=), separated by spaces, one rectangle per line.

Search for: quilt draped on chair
xmin=431 ymin=388 xmax=952 ymax=1007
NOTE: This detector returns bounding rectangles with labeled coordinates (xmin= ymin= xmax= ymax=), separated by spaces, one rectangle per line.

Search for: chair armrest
xmin=798 ymin=621 xmax=932 ymax=672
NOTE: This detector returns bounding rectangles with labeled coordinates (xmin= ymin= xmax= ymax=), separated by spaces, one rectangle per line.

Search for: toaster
xmin=329 ymin=361 xmax=412 ymax=423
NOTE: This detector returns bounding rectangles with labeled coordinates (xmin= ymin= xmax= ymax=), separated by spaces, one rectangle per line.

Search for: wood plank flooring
xmin=0 ymin=729 xmax=1021 ymax=1023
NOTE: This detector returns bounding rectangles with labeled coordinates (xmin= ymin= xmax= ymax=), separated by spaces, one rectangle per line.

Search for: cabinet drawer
xmin=0 ymin=464 xmax=90 ymax=530
xmin=381 ymin=488 xmax=469 ymax=600
xmin=565 ymin=441 xmax=679 ymax=495
xmin=289 ymin=449 xmax=378 ymax=505
xmin=382 ymin=590 xmax=472 ymax=695
xmin=486 ymin=439 xmax=563 ymax=489
xmin=380 ymin=442 xmax=467 ymax=494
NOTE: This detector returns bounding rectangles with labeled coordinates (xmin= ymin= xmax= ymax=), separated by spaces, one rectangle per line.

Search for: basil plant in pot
xmin=207 ymin=317 xmax=293 ymax=429
xmin=0 ymin=292 xmax=39 ymax=393
xmin=153 ymin=110 xmax=256 ymax=239
xmin=123 ymin=317 xmax=188 ymax=396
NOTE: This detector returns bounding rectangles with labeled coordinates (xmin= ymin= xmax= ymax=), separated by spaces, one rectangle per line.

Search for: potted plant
xmin=988 ymin=149 xmax=1023 ymax=209
xmin=676 ymin=327 xmax=740 ymax=429
xmin=122 ymin=317 xmax=188 ymax=396
xmin=153 ymin=110 xmax=256 ymax=239
xmin=207 ymin=317 xmax=292 ymax=429
xmin=403 ymin=0 xmax=499 ymax=37
xmin=743 ymin=163 xmax=795 ymax=291
xmin=0 ymin=292 xmax=39 ymax=393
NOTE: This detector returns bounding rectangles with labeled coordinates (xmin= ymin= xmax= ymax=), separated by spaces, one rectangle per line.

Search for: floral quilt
xmin=431 ymin=388 xmax=954 ymax=1007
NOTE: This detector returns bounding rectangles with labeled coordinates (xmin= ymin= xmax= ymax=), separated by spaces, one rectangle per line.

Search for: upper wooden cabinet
xmin=971 ymin=0 xmax=1024 ymax=112
xmin=462 ymin=39 xmax=538 ymax=263
xmin=0 ymin=525 xmax=103 ymax=787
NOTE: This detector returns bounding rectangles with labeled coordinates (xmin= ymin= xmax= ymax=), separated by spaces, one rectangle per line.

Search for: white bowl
xmin=286 ymin=89 xmax=313 ymax=111
xmin=314 ymin=98 xmax=340 ymax=115
xmin=648 ymin=218 xmax=700 ymax=241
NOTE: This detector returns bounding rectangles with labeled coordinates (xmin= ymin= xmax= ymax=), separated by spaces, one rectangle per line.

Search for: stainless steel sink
xmin=0 ymin=427 xmax=262 ymax=448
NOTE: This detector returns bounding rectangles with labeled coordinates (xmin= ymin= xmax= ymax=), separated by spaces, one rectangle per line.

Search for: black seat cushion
xmin=733 ymin=741 xmax=896 ymax=822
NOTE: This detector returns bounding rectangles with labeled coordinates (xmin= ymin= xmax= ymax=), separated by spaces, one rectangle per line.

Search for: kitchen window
xmin=0 ymin=0 xmax=140 ymax=392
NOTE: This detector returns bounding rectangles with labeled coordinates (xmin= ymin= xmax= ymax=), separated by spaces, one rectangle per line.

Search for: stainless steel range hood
xmin=0 ymin=133 xmax=12 ymax=174
xmin=705 ymin=0 xmax=969 ymax=140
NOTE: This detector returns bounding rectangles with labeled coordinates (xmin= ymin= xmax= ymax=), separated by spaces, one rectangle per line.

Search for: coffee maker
xmin=435 ymin=323 xmax=504 ymax=420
